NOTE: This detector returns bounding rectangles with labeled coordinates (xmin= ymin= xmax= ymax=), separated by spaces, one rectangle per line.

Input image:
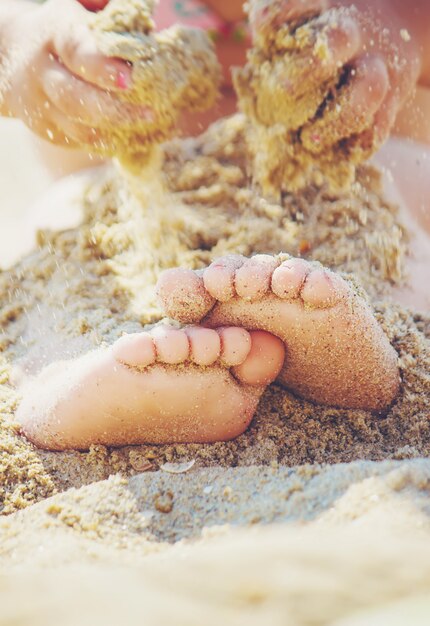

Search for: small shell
xmin=160 ymin=460 xmax=196 ymax=474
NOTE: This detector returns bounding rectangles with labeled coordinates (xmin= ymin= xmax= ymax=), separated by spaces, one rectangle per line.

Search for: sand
xmin=0 ymin=0 xmax=429 ymax=622
xmin=0 ymin=109 xmax=429 ymax=622
xmin=3 ymin=461 xmax=430 ymax=625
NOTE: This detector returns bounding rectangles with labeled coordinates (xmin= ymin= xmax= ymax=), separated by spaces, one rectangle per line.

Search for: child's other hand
xmin=2 ymin=0 xmax=151 ymax=148
xmin=249 ymin=0 xmax=422 ymax=145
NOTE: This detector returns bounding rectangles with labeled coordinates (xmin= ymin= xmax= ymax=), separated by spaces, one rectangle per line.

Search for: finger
xmin=45 ymin=101 xmax=118 ymax=152
xmin=26 ymin=122 xmax=78 ymax=148
xmin=250 ymin=0 xmax=329 ymax=35
xmin=41 ymin=57 xmax=153 ymax=127
xmin=353 ymin=80 xmax=405 ymax=157
xmin=20 ymin=102 xmax=80 ymax=148
xmin=282 ymin=10 xmax=362 ymax=98
xmin=52 ymin=13 xmax=132 ymax=91
xmin=302 ymin=54 xmax=389 ymax=152
xmin=371 ymin=91 xmax=400 ymax=147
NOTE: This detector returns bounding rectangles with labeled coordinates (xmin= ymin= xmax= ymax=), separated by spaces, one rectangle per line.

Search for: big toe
xmin=232 ymin=330 xmax=285 ymax=386
xmin=157 ymin=268 xmax=215 ymax=323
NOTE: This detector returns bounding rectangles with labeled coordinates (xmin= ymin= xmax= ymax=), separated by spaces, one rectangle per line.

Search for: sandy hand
xmin=85 ymin=0 xmax=221 ymax=165
xmin=2 ymin=0 xmax=220 ymax=160
xmin=1 ymin=0 xmax=146 ymax=148
xmin=237 ymin=0 xmax=421 ymax=191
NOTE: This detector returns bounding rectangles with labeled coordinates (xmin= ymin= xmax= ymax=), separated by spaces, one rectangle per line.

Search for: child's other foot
xmin=157 ymin=255 xmax=400 ymax=411
xmin=16 ymin=325 xmax=284 ymax=450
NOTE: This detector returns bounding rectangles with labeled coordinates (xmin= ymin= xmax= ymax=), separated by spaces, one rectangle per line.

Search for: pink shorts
xmin=153 ymin=0 xmax=250 ymax=44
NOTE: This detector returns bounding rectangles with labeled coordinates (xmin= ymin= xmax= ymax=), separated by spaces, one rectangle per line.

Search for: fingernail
xmin=116 ymin=70 xmax=132 ymax=90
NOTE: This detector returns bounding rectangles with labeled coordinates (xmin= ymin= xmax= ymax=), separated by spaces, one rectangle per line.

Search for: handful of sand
xmin=234 ymin=6 xmax=387 ymax=193
xmin=84 ymin=0 xmax=221 ymax=170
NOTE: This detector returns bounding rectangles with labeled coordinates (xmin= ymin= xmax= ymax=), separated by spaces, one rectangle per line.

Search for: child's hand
xmin=1 ymin=0 xmax=151 ymax=148
xmin=249 ymin=0 xmax=422 ymax=145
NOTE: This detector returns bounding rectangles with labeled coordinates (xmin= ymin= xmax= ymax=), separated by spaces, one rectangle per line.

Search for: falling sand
xmin=0 ymin=0 xmax=430 ymax=623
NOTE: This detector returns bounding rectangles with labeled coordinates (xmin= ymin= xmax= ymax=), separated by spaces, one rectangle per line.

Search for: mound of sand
xmin=2 ymin=460 xmax=430 ymax=625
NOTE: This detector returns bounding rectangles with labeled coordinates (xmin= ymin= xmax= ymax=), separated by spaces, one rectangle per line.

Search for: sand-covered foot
xmin=16 ymin=324 xmax=284 ymax=451
xmin=157 ymin=255 xmax=400 ymax=411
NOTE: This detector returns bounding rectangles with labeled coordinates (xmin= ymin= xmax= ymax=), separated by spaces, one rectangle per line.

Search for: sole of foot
xmin=16 ymin=324 xmax=285 ymax=450
xmin=157 ymin=254 xmax=400 ymax=411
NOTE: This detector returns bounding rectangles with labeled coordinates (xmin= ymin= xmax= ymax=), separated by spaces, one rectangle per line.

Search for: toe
xmin=203 ymin=255 xmax=246 ymax=302
xmin=217 ymin=327 xmax=252 ymax=366
xmin=185 ymin=327 xmax=221 ymax=366
xmin=232 ymin=330 xmax=285 ymax=386
xmin=157 ymin=268 xmax=215 ymax=323
xmin=301 ymin=268 xmax=348 ymax=308
xmin=112 ymin=332 xmax=156 ymax=368
xmin=152 ymin=326 xmax=190 ymax=364
xmin=235 ymin=255 xmax=279 ymax=301
xmin=271 ymin=258 xmax=310 ymax=299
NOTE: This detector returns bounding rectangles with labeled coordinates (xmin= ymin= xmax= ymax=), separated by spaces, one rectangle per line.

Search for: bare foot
xmin=157 ymin=255 xmax=400 ymax=411
xmin=16 ymin=324 xmax=284 ymax=450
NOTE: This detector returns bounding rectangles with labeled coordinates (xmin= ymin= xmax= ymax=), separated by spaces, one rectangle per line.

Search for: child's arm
xmin=0 ymin=0 xmax=151 ymax=147
xmin=249 ymin=0 xmax=429 ymax=144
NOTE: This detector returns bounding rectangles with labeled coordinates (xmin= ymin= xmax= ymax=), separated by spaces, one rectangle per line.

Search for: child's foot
xmin=157 ymin=255 xmax=400 ymax=411
xmin=16 ymin=325 xmax=284 ymax=450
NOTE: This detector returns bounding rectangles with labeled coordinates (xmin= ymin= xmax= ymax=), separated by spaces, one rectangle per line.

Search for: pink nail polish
xmin=116 ymin=70 xmax=131 ymax=90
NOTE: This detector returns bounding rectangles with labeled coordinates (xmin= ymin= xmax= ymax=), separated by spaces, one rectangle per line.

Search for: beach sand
xmin=0 ymin=109 xmax=429 ymax=623
xmin=0 ymin=0 xmax=429 ymax=619
xmin=3 ymin=461 xmax=430 ymax=625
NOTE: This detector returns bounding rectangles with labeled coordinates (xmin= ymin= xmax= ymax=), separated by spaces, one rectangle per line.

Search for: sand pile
xmin=2 ymin=460 xmax=430 ymax=625
xmin=0 ymin=113 xmax=429 ymax=515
